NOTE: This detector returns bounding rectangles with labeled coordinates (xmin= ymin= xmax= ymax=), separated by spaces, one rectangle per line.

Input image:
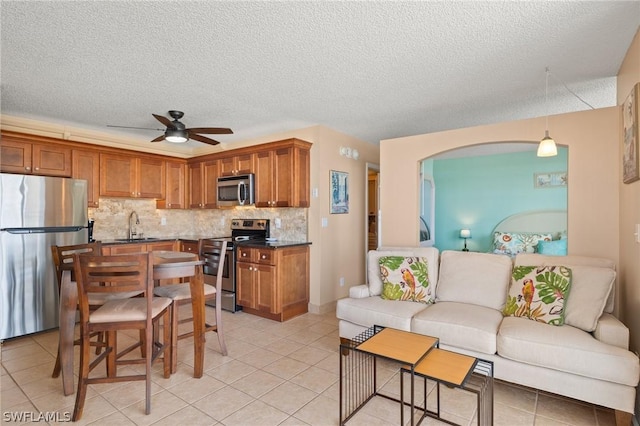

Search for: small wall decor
xmin=330 ymin=170 xmax=349 ymax=214
xmin=623 ymin=82 xmax=639 ymax=184
xmin=534 ymin=171 xmax=567 ymax=188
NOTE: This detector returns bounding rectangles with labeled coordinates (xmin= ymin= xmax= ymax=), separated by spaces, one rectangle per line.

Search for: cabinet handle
xmin=248 ymin=266 xmax=253 ymax=271
xmin=34 ymin=167 xmax=40 ymax=171
xmin=25 ymin=167 xmax=31 ymax=171
xmin=261 ymin=254 xmax=266 ymax=259
xmin=242 ymin=253 xmax=247 ymax=257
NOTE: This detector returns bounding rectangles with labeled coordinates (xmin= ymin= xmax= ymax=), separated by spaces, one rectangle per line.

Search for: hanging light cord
xmin=547 ymin=67 xmax=596 ymax=110
xmin=545 ymin=67 xmax=550 ymax=132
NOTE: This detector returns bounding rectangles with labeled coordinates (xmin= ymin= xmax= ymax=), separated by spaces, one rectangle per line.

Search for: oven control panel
xmin=231 ymin=219 xmax=269 ymax=230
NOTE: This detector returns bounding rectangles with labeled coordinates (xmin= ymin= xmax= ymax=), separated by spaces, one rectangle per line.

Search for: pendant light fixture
xmin=537 ymin=67 xmax=558 ymax=157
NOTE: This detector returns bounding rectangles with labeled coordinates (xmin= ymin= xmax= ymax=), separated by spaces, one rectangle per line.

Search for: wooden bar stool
xmin=71 ymin=252 xmax=171 ymax=421
xmin=153 ymin=239 xmax=228 ymax=374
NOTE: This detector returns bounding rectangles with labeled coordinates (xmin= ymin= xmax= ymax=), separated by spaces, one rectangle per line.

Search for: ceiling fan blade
xmin=188 ymin=132 xmax=220 ymax=146
xmin=107 ymin=124 xmax=164 ymax=131
xmin=186 ymin=127 xmax=233 ymax=135
xmin=152 ymin=113 xmax=173 ymax=128
xmin=150 ymin=134 xmax=166 ymax=143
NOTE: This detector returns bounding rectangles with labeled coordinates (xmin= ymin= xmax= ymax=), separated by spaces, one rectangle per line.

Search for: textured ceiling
xmin=1 ymin=1 xmax=639 ymax=153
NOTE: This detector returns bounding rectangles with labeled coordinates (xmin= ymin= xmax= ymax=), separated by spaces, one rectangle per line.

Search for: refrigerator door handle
xmin=1 ymin=226 xmax=85 ymax=234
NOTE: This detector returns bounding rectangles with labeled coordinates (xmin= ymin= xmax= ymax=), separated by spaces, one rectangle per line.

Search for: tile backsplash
xmin=89 ymin=198 xmax=308 ymax=241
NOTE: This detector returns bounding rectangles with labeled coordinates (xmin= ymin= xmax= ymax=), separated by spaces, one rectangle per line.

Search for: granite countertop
xmin=100 ymin=235 xmax=228 ymax=245
xmin=237 ymin=240 xmax=312 ymax=249
xmin=100 ymin=237 xmax=311 ymax=248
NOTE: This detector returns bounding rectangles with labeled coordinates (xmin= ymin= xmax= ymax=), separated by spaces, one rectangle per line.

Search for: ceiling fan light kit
xmin=164 ymin=129 xmax=188 ymax=143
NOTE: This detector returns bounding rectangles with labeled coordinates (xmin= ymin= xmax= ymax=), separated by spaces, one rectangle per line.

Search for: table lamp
xmin=459 ymin=229 xmax=471 ymax=252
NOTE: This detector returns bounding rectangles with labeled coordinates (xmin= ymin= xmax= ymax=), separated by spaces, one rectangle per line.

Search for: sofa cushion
xmin=367 ymin=247 xmax=439 ymax=296
xmin=411 ymin=301 xmax=503 ymax=355
xmin=515 ymin=254 xmax=616 ymax=329
xmin=498 ymin=316 xmax=639 ymax=386
xmin=515 ymin=253 xmax=616 ymax=314
xmin=435 ymin=250 xmax=512 ymax=311
xmin=503 ymin=265 xmax=572 ymax=326
xmin=336 ymin=296 xmax=430 ymax=332
xmin=379 ymin=256 xmax=433 ymax=304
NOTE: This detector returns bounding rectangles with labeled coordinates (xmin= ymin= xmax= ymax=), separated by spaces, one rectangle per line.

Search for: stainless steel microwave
xmin=217 ymin=174 xmax=255 ymax=207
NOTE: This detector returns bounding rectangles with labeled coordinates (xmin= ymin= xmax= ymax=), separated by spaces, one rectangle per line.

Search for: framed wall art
xmin=534 ymin=171 xmax=567 ymax=188
xmin=623 ymin=82 xmax=640 ymax=184
xmin=330 ymin=170 xmax=349 ymax=214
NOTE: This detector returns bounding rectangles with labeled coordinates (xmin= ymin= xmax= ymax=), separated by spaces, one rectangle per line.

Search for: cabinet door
xmin=254 ymin=150 xmax=274 ymax=207
xmin=72 ymin=149 xmax=100 ymax=207
xmin=219 ymin=156 xmax=236 ymax=177
xmin=138 ymin=158 xmax=165 ymax=199
xmin=219 ymin=154 xmax=253 ymax=176
xmin=236 ymin=153 xmax=254 ymax=175
xmin=32 ymin=143 xmax=72 ymax=177
xmin=159 ymin=161 xmax=185 ymax=209
xmin=256 ymin=264 xmax=277 ymax=314
xmin=1 ymin=140 xmax=32 ymax=173
xmin=236 ymin=261 xmax=256 ymax=309
xmin=295 ymin=146 xmax=310 ymax=207
xmin=273 ymin=147 xmax=294 ymax=207
xmin=100 ymin=153 xmax=137 ymax=197
xmin=187 ymin=162 xmax=204 ymax=208
xmin=202 ymin=160 xmax=219 ymax=208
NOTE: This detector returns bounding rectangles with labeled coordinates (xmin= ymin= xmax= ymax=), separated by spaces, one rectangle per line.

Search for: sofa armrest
xmin=349 ymin=284 xmax=371 ymax=299
xmin=593 ymin=313 xmax=630 ymax=350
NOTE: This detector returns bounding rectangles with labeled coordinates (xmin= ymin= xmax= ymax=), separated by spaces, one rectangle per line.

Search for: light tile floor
xmin=0 ymin=308 xmax=617 ymax=425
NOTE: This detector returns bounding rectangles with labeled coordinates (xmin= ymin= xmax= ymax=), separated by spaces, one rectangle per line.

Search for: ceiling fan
xmin=107 ymin=110 xmax=233 ymax=146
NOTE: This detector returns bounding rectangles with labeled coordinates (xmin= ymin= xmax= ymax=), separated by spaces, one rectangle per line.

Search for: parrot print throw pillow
xmin=503 ymin=265 xmax=572 ymax=325
xmin=379 ymin=256 xmax=433 ymax=304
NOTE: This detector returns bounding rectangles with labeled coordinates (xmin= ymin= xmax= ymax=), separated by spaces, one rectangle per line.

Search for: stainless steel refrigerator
xmin=0 ymin=173 xmax=88 ymax=340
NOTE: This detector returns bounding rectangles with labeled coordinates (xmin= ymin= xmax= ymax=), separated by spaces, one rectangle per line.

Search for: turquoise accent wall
xmin=432 ymin=148 xmax=567 ymax=252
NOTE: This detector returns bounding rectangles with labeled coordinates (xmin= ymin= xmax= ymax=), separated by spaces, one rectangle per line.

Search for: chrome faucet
xmin=128 ymin=211 xmax=140 ymax=240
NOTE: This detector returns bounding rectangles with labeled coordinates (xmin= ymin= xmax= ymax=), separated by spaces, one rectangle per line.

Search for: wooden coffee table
xmin=339 ymin=325 xmax=438 ymax=425
xmin=401 ymin=348 xmax=494 ymax=426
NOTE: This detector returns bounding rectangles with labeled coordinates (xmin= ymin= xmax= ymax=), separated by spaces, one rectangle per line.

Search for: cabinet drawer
xmin=236 ymin=246 xmax=275 ymax=265
xmin=254 ymin=248 xmax=274 ymax=265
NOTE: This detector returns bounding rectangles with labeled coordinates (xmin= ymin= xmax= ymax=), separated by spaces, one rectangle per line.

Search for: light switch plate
xmin=321 ymin=217 xmax=328 ymax=228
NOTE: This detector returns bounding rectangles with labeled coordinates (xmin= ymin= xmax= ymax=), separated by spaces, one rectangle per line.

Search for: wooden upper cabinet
xmin=72 ymin=149 xmax=100 ymax=207
xmin=1 ymin=138 xmax=71 ymax=177
xmin=187 ymin=159 xmax=219 ymax=209
xmin=157 ymin=160 xmax=185 ymax=209
xmin=138 ymin=157 xmax=165 ymax=198
xmin=100 ymin=153 xmax=165 ymax=198
xmin=254 ymin=141 xmax=311 ymax=208
xmin=219 ymin=153 xmax=254 ymax=176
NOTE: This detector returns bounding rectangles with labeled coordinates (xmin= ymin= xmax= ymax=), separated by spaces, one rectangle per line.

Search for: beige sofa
xmin=336 ymin=247 xmax=640 ymax=423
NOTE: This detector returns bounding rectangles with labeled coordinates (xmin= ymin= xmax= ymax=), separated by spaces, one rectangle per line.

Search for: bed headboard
xmin=493 ymin=209 xmax=567 ymax=236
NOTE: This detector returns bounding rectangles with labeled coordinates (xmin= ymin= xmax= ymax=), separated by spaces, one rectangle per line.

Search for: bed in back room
xmin=490 ymin=209 xmax=567 ymax=257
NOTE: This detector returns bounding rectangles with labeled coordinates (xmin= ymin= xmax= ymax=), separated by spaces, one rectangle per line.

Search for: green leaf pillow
xmin=379 ymin=256 xmax=433 ymax=304
xmin=503 ymin=265 xmax=572 ymax=325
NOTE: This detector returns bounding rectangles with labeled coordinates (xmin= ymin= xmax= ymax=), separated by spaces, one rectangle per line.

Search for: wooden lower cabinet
xmin=236 ymin=244 xmax=309 ymax=322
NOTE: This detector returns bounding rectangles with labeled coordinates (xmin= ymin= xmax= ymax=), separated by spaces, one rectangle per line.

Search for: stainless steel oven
xmin=206 ymin=218 xmax=269 ymax=313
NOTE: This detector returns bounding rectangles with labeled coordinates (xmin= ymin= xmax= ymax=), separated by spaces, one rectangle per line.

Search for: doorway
xmin=366 ymin=163 xmax=380 ymax=252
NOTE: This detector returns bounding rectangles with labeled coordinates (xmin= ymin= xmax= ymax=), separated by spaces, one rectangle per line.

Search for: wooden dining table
xmin=57 ymin=250 xmax=206 ymax=396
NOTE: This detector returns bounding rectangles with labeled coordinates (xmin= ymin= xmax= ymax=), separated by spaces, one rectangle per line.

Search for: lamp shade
xmin=459 ymin=229 xmax=471 ymax=239
xmin=537 ymin=131 xmax=558 ymax=157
